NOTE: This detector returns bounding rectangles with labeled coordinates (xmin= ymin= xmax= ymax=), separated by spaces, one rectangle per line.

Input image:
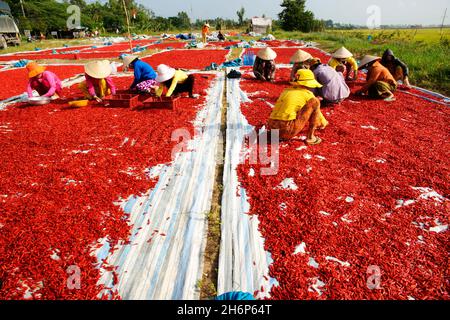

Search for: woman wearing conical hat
xmin=309 ymin=58 xmax=350 ymax=105
xmin=155 ymin=64 xmax=195 ymax=98
xmin=356 ymin=55 xmax=397 ymax=101
xmin=253 ymin=47 xmax=277 ymax=82
xmin=267 ymin=69 xmax=328 ymax=145
xmin=290 ymin=49 xmax=313 ymax=81
xmin=123 ymin=55 xmax=158 ymax=93
xmin=26 ymin=62 xmax=63 ymax=99
xmin=79 ymin=60 xmax=116 ymax=102
xmin=328 ymin=47 xmax=358 ymax=81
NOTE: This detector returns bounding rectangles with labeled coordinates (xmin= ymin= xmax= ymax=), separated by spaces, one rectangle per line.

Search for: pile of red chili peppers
xmin=0 ymin=65 xmax=85 ymax=101
xmin=238 ymin=59 xmax=449 ymax=300
xmin=245 ymin=47 xmax=330 ymax=65
xmin=0 ymin=71 xmax=215 ymax=299
xmin=142 ymin=49 xmax=228 ymax=70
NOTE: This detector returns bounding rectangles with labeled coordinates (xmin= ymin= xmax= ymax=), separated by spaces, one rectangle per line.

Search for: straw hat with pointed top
xmin=257 ymin=47 xmax=277 ymax=61
xmin=26 ymin=62 xmax=46 ymax=78
xmin=155 ymin=64 xmax=176 ymax=83
xmin=85 ymin=60 xmax=112 ymax=79
xmin=359 ymin=55 xmax=381 ymax=68
xmin=123 ymin=55 xmax=139 ymax=68
xmin=290 ymin=49 xmax=313 ymax=63
xmin=204 ymin=23 xmax=210 ymax=28
xmin=290 ymin=69 xmax=322 ymax=89
xmin=332 ymin=47 xmax=353 ymax=59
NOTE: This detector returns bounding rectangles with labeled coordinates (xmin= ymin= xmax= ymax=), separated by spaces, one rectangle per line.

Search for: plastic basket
xmin=103 ymin=94 xmax=140 ymax=108
xmin=142 ymin=96 xmax=180 ymax=110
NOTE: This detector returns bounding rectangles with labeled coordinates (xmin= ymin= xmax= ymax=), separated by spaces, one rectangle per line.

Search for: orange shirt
xmin=361 ymin=61 xmax=396 ymax=92
xmin=202 ymin=26 xmax=209 ymax=34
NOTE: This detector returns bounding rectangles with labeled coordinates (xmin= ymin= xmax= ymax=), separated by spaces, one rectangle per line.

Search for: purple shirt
xmin=313 ymin=64 xmax=350 ymax=102
xmin=27 ymin=71 xmax=62 ymax=97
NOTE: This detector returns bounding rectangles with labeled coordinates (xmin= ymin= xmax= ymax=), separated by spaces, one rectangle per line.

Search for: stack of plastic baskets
xmin=242 ymin=52 xmax=256 ymax=66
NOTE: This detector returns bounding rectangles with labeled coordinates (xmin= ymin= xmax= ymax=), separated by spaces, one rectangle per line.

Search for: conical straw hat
xmin=332 ymin=47 xmax=353 ymax=59
xmin=155 ymin=64 xmax=176 ymax=83
xmin=358 ymin=55 xmax=381 ymax=68
xmin=123 ymin=55 xmax=138 ymax=68
xmin=257 ymin=47 xmax=277 ymax=61
xmin=290 ymin=49 xmax=313 ymax=63
xmin=85 ymin=60 xmax=112 ymax=79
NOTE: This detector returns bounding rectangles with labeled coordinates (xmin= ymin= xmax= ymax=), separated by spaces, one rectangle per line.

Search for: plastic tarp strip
xmin=218 ymin=68 xmax=274 ymax=299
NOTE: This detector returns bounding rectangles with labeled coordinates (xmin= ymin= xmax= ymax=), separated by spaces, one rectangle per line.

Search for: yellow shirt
xmin=156 ymin=70 xmax=189 ymax=97
xmin=329 ymin=57 xmax=358 ymax=71
xmin=270 ymin=87 xmax=315 ymax=121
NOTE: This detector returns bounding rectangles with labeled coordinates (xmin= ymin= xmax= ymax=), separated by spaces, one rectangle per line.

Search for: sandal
xmin=384 ymin=96 xmax=396 ymax=102
xmin=306 ymin=137 xmax=322 ymax=146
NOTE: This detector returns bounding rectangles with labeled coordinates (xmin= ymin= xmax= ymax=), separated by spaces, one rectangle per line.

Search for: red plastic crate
xmin=141 ymin=96 xmax=180 ymax=110
xmin=103 ymin=94 xmax=140 ymax=108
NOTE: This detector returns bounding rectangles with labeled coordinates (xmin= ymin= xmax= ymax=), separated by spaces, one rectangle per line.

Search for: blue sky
xmin=88 ymin=0 xmax=450 ymax=25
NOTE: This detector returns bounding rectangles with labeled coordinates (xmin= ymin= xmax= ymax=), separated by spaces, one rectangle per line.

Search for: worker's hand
xmin=336 ymin=65 xmax=345 ymax=73
xmin=94 ymin=96 xmax=103 ymax=103
xmin=404 ymin=77 xmax=412 ymax=89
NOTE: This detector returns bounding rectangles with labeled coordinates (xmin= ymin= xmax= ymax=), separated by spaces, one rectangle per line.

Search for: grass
xmin=198 ymin=76 xmax=227 ymax=300
xmin=271 ymin=28 xmax=450 ymax=95
xmin=196 ymin=279 xmax=217 ymax=298
xmin=1 ymin=39 xmax=91 ymax=54
xmin=227 ymin=48 xmax=244 ymax=61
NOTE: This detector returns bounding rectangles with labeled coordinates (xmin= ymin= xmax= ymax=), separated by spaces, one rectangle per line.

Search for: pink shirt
xmin=27 ymin=71 xmax=62 ymax=97
xmin=85 ymin=74 xmax=116 ymax=97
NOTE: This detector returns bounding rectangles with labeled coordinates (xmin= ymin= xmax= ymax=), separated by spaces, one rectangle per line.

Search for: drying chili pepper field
xmin=245 ymin=47 xmax=331 ymax=65
xmin=0 ymin=38 xmax=448 ymax=302
xmin=234 ymin=62 xmax=449 ymax=300
xmin=0 ymin=70 xmax=216 ymax=299
xmin=0 ymin=65 xmax=85 ymax=100
xmin=142 ymin=49 xmax=229 ymax=70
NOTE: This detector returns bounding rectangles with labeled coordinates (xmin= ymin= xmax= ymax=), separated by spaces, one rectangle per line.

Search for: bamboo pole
xmin=19 ymin=0 xmax=26 ymax=18
xmin=122 ymin=0 xmax=133 ymax=52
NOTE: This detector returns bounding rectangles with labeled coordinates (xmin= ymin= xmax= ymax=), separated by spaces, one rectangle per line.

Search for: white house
xmin=251 ymin=17 xmax=272 ymax=34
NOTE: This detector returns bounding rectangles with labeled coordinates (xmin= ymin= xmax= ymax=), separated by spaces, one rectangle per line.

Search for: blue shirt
xmin=130 ymin=59 xmax=157 ymax=89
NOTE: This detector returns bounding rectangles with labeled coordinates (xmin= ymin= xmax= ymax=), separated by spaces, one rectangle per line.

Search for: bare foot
xmin=306 ymin=136 xmax=322 ymax=145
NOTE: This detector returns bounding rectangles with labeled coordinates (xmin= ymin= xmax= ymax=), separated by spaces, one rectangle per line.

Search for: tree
xmin=177 ymin=11 xmax=191 ymax=30
xmin=325 ymin=19 xmax=334 ymax=29
xmin=278 ymin=0 xmax=318 ymax=32
xmin=167 ymin=11 xmax=190 ymax=30
xmin=237 ymin=6 xmax=245 ymax=26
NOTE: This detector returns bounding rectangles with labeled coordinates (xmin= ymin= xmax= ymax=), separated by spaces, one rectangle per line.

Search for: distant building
xmin=251 ymin=17 xmax=272 ymax=34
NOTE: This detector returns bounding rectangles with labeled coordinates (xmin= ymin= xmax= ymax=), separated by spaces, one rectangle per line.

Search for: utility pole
xmin=19 ymin=0 xmax=26 ymax=18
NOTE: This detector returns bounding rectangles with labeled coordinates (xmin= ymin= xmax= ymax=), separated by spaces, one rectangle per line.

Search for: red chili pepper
xmin=0 ymin=70 xmax=215 ymax=299
xmin=236 ymin=55 xmax=449 ymax=300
